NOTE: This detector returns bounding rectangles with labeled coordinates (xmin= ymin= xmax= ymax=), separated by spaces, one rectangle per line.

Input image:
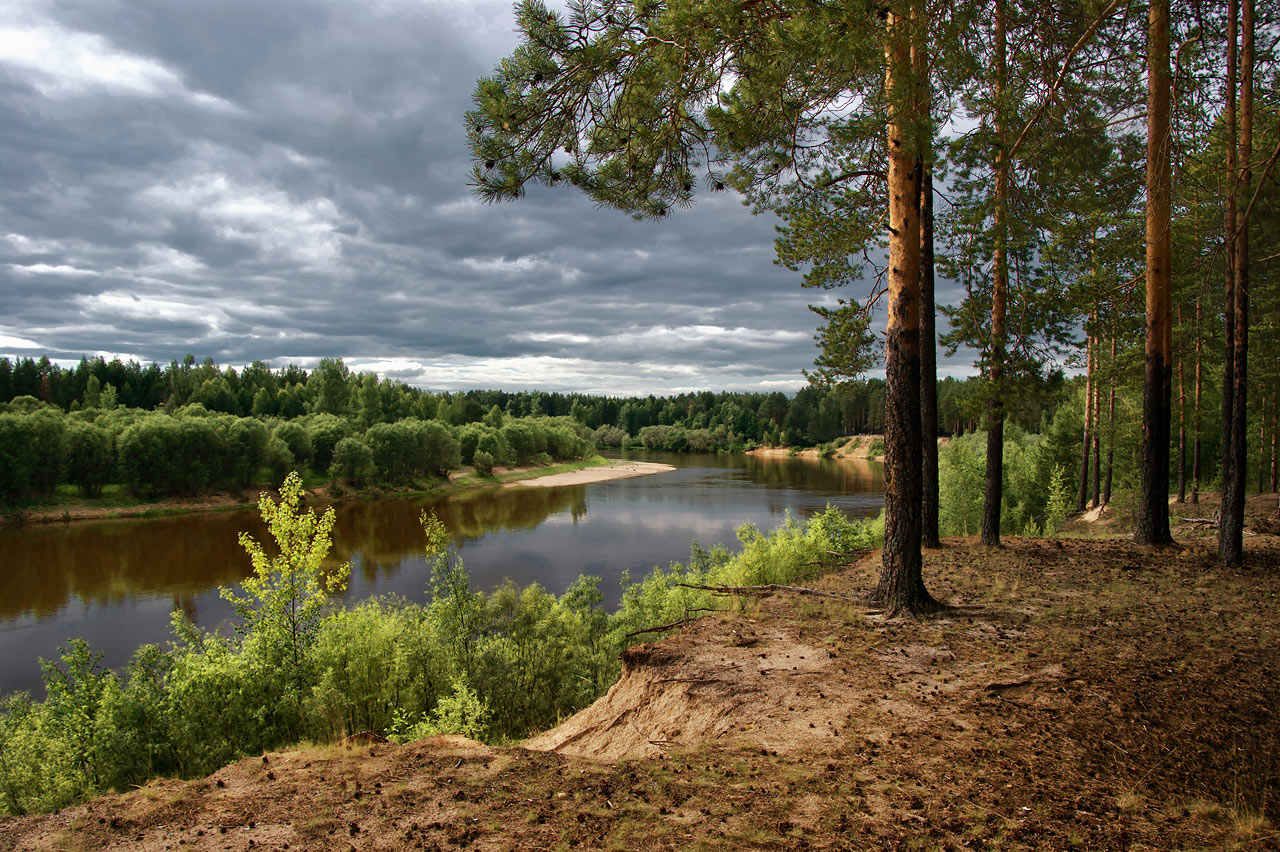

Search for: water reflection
xmin=0 ymin=452 xmax=882 ymax=696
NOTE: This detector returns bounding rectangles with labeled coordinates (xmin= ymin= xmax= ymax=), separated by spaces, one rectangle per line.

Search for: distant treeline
xmin=0 ymin=354 xmax=1073 ymax=504
xmin=1 ymin=354 xmax=1070 ymax=443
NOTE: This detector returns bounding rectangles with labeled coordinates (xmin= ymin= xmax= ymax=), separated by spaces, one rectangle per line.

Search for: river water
xmin=0 ymin=452 xmax=882 ymax=696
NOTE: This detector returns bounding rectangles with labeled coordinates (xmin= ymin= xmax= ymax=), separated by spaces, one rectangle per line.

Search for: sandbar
xmin=505 ymin=460 xmax=676 ymax=488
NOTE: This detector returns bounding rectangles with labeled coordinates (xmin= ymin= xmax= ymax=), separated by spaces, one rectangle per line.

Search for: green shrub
xmin=330 ymin=437 xmax=375 ymax=486
xmin=63 ymin=421 xmax=114 ymax=497
xmin=272 ymin=421 xmax=313 ymax=468
xmin=263 ymin=435 xmax=295 ymax=485
xmin=473 ymin=450 xmax=495 ymax=475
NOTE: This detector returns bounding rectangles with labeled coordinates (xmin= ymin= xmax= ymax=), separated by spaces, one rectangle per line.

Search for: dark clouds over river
xmin=0 ymin=0 xmax=975 ymax=394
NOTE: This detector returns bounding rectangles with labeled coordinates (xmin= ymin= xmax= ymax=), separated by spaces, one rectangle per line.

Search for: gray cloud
xmin=0 ymin=0 xmax=975 ymax=395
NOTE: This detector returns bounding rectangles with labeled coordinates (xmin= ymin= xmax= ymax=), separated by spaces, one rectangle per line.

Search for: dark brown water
xmin=0 ymin=452 xmax=882 ymax=696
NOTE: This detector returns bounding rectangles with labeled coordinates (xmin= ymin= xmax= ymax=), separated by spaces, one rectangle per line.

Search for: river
xmin=0 ymin=451 xmax=882 ymax=696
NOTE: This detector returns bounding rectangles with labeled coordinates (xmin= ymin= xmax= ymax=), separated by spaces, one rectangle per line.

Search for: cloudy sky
xmin=0 ymin=0 xmax=975 ymax=395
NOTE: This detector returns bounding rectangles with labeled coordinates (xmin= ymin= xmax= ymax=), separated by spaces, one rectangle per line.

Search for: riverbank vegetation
xmin=0 ymin=356 xmax=1067 ymax=506
xmin=0 ymin=473 xmax=880 ymax=816
xmin=0 ymin=382 xmax=596 ymax=511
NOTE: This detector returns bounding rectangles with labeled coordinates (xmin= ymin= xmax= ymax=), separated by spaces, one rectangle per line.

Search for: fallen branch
xmin=625 ymin=617 xmax=699 ymax=639
xmin=677 ymin=582 xmax=854 ymax=600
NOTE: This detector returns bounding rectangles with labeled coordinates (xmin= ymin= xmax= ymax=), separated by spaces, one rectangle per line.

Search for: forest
xmin=0 ymin=353 xmax=1068 ymax=505
xmin=466 ymin=0 xmax=1280 ymax=607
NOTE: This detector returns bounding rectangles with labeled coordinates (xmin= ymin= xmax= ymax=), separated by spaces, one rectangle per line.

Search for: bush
xmin=330 ymin=437 xmax=375 ymax=486
xmin=63 ymin=421 xmax=114 ymax=497
xmin=0 ymin=413 xmax=35 ymax=502
xmin=411 ymin=419 xmax=461 ymax=476
xmin=263 ymin=435 xmax=295 ymax=485
xmin=476 ymin=430 xmax=512 ymax=466
xmin=272 ymin=421 xmax=313 ymax=469
xmin=473 ymin=450 xmax=495 ymax=475
xmin=304 ymin=414 xmax=349 ymax=474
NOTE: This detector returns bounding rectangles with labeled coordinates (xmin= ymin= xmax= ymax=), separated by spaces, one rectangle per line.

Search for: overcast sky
xmin=0 ymin=0 xmax=977 ymax=396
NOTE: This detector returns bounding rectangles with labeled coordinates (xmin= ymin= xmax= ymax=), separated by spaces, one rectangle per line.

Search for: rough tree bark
xmin=873 ymin=1 xmax=940 ymax=616
xmin=1077 ymin=331 xmax=1094 ymax=512
xmin=920 ymin=163 xmax=941 ymax=549
xmin=1105 ymin=334 xmax=1116 ymax=505
xmin=1078 ymin=329 xmax=1094 ymax=512
xmin=1135 ymin=0 xmax=1174 ymax=545
xmin=982 ymin=0 xmax=1008 ymax=548
xmin=1091 ymin=366 xmax=1101 ymax=509
xmin=1176 ymin=301 xmax=1187 ymax=502
xmin=1192 ymin=297 xmax=1203 ymax=503
xmin=1221 ymin=0 xmax=1251 ymax=566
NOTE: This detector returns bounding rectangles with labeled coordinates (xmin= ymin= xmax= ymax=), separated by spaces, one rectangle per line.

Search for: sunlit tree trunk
xmin=874 ymin=0 xmax=938 ymax=616
xmin=1077 ymin=329 xmax=1094 ymax=512
xmin=1105 ymin=334 xmax=1116 ymax=505
xmin=982 ymin=0 xmax=1008 ymax=548
xmin=1135 ymin=0 xmax=1173 ymax=545
xmin=1091 ymin=368 xmax=1101 ymax=509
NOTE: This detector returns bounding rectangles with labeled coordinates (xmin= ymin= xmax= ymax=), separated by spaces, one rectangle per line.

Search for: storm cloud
xmin=0 ymin=0 xmax=974 ymax=395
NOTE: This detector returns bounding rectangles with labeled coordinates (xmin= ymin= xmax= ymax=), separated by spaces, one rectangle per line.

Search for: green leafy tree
xmin=63 ymin=421 xmax=113 ymax=498
xmin=221 ymin=473 xmax=351 ymax=699
xmin=330 ymin=436 xmax=376 ymax=485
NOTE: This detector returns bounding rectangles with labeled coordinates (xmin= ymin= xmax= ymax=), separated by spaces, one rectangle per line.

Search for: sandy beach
xmin=504 ymin=460 xmax=676 ymax=488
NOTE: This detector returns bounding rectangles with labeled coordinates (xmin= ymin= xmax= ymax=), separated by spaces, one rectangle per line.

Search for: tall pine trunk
xmin=1078 ymin=330 xmax=1094 ymax=512
xmin=1135 ymin=0 xmax=1173 ymax=545
xmin=916 ymin=29 xmax=939 ymax=550
xmin=982 ymin=0 xmax=1009 ymax=548
xmin=1264 ymin=386 xmax=1274 ymax=491
xmin=874 ymin=0 xmax=938 ymax=616
xmin=1193 ymin=295 xmax=1203 ymax=503
xmin=1091 ymin=372 xmax=1101 ymax=508
xmin=921 ymin=163 xmax=941 ymax=548
xmin=1176 ymin=302 xmax=1187 ymax=502
xmin=1105 ymin=334 xmax=1116 ymax=505
xmin=1221 ymin=0 xmax=1251 ymax=566
xmin=1261 ymin=392 xmax=1269 ymax=493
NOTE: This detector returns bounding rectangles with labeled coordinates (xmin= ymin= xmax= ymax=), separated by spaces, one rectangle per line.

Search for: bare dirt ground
xmin=3 ymin=498 xmax=1277 ymax=851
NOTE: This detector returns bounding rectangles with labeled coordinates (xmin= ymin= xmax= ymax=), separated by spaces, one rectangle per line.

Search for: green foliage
xmin=262 ymin=435 xmax=295 ymax=486
xmin=304 ymin=414 xmax=349 ymax=474
xmin=272 ymin=421 xmax=313 ymax=468
xmin=473 ymin=449 xmax=495 ymax=475
xmin=221 ymin=473 xmax=351 ymax=704
xmin=63 ymin=421 xmax=114 ymax=498
xmin=0 ymin=413 xmax=35 ymax=502
xmin=390 ymin=678 xmax=491 ymax=743
xmin=0 ymin=501 xmax=879 ymax=815
xmin=1042 ymin=465 xmax=1073 ymax=538
xmin=330 ymin=436 xmax=375 ymax=486
xmin=938 ymin=425 xmax=1085 ymax=538
xmin=938 ymin=433 xmax=986 ymax=537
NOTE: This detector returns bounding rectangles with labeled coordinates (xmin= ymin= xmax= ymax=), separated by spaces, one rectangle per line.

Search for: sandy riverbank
xmin=746 ymin=434 xmax=884 ymax=460
xmin=504 ymin=460 xmax=676 ymax=488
